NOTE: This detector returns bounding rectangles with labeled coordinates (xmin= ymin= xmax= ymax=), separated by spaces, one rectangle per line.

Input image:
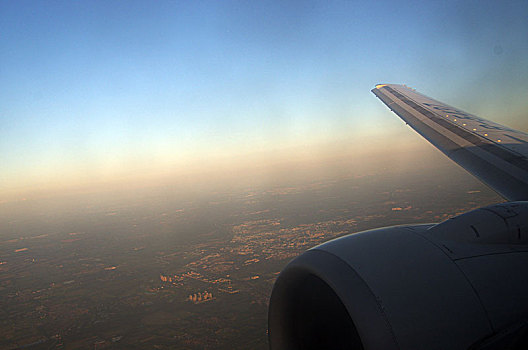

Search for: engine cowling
xmin=268 ymin=202 xmax=528 ymax=349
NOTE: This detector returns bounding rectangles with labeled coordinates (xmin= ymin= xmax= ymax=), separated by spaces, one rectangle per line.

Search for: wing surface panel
xmin=372 ymin=84 xmax=528 ymax=201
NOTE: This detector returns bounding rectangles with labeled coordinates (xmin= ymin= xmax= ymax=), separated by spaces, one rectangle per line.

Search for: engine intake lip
xmin=268 ymin=249 xmax=399 ymax=350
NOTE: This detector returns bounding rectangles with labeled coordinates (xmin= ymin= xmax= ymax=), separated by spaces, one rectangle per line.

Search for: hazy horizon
xmin=2 ymin=1 xmax=528 ymax=201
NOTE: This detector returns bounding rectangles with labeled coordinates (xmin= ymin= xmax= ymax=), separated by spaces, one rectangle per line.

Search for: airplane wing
xmin=372 ymin=84 xmax=528 ymax=201
xmin=269 ymin=85 xmax=528 ymax=350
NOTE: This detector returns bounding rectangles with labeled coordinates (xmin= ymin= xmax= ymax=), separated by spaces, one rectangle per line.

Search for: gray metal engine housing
xmin=268 ymin=202 xmax=528 ymax=349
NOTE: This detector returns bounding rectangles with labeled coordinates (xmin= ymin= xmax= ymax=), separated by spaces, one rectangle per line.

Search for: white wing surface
xmin=372 ymin=84 xmax=528 ymax=201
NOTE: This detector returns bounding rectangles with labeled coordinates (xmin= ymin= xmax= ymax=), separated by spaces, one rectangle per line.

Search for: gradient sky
xmin=1 ymin=1 xmax=528 ymax=198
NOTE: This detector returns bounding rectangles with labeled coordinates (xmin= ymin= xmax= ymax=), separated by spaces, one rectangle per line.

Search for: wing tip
xmin=374 ymin=83 xmax=416 ymax=91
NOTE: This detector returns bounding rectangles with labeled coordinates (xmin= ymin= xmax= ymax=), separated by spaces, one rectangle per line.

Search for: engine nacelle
xmin=268 ymin=202 xmax=528 ymax=349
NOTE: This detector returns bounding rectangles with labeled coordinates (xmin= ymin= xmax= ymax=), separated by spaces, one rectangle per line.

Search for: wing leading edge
xmin=372 ymin=84 xmax=528 ymax=201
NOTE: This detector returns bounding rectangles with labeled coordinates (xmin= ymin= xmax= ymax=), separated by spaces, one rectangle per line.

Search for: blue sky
xmin=1 ymin=1 xmax=528 ymax=196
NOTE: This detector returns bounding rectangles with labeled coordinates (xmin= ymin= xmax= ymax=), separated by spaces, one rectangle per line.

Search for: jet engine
xmin=268 ymin=202 xmax=528 ymax=349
